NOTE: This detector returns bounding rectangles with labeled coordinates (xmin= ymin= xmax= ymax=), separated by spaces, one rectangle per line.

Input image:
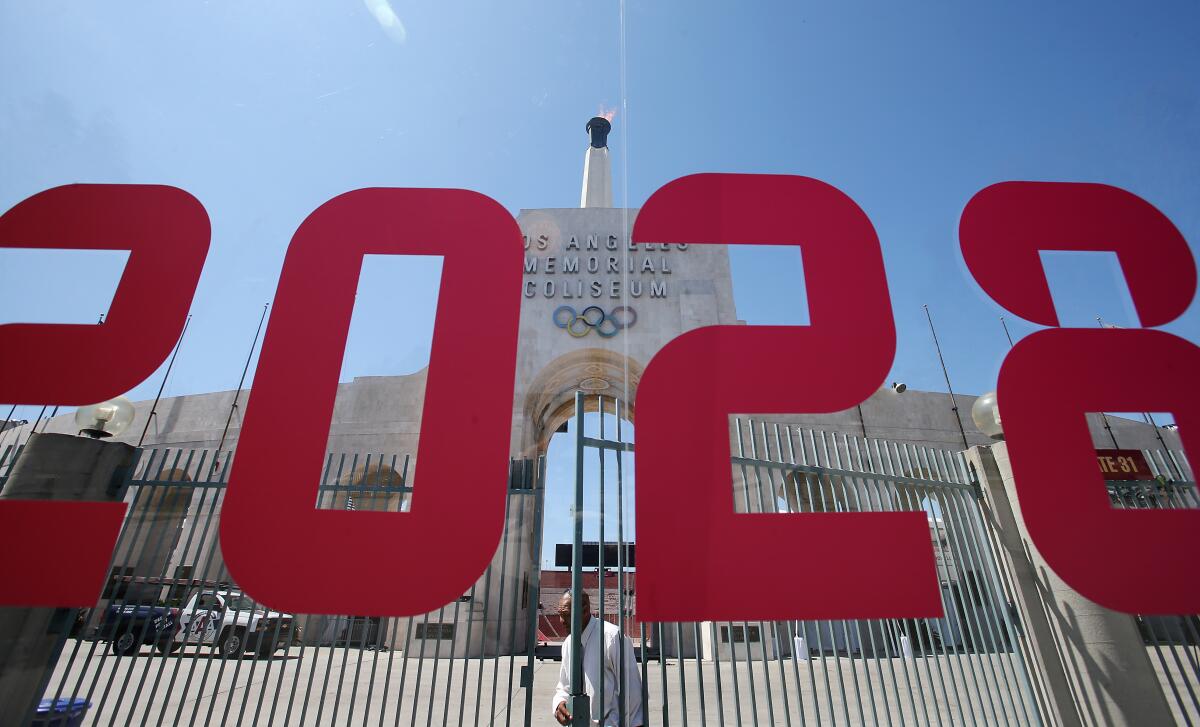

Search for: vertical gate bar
xmin=920 ymin=448 xmax=1009 ymax=724
xmin=124 ymin=451 xmax=177 ymax=727
xmin=407 ymin=609 xmax=438 ymax=726
xmin=138 ymin=453 xmax=213 ymax=724
xmin=97 ymin=448 xmax=186 ymax=725
xmin=893 ymin=446 xmax=974 ymax=727
xmin=896 ymin=445 xmax=961 ymax=727
xmin=751 ymin=423 xmax=785 ymax=727
xmin=892 ymin=480 xmax=948 ymax=727
xmin=657 ymin=621 xmax=670 ymax=726
xmin=849 ymin=437 xmax=902 ymax=727
xmin=193 ymin=453 xmax=253 ymax=727
xmin=427 ymin=589 xmax=461 ymax=727
xmin=503 ymin=470 xmax=529 ymax=727
xmin=882 ymin=442 xmax=947 ymax=727
xmin=470 ymin=543 xmax=502 ymax=727
xmin=570 ymin=391 xmax=588 ymax=726
xmin=931 ymin=449 xmax=1015 ymax=726
xmin=807 ymin=429 xmax=845 ymax=727
xmin=315 ymin=451 xmax=360 ymax=727
xmin=155 ymin=474 xmax=221 ymax=727
xmin=743 ymin=423 xmax=782 ymax=727
xmin=766 ymin=423 xmax=804 ymax=727
xmin=341 ymin=458 xmax=377 ymax=725
xmin=391 ymin=614 xmax=417 ymax=727
xmin=938 ymin=448 xmax=1041 ymax=725
xmin=937 ymin=448 xmax=1042 ymax=725
xmin=88 ymin=448 xmax=168 ymax=722
xmin=937 ymin=486 xmax=997 ymax=727
xmin=731 ymin=421 xmax=761 ymax=725
xmin=826 ymin=434 xmax=881 ymax=727
xmin=500 ymin=477 xmax=530 ymax=726
xmin=957 ymin=444 xmax=1047 ymax=726
xmin=809 ymin=433 xmax=854 ymax=727
xmin=692 ymin=623 xmax=708 ymax=726
xmin=886 ymin=445 xmax=954 ymax=727
xmin=785 ymin=430 xmax=816 ymax=726
xmin=797 ymin=429 xmax=834 ymax=726
xmin=947 ymin=448 xmax=1034 ymax=723
xmin=300 ymin=453 xmax=350 ymax=727
xmin=822 ymin=432 xmax=873 ymax=727
xmin=204 ymin=517 xmax=271 ymax=725
xmin=484 ymin=479 xmax=518 ymax=727
xmin=49 ymin=450 xmax=156 ymax=717
xmin=641 ymin=623 xmax=650 ymax=725
xmin=361 ymin=463 xmax=395 ymax=727
xmin=964 ymin=455 xmax=1054 ymax=725
xmin=282 ymin=452 xmax=338 ymax=727
xmin=521 ymin=457 xmax=548 ymax=727
xmin=723 ymin=619 xmax=746 ymax=726
xmin=165 ymin=454 xmax=237 ymax=727
xmin=454 ymin=583 xmax=482 ymax=727
xmin=125 ymin=449 xmax=200 ymax=725
xmin=916 ymin=481 xmax=982 ymax=727
xmin=372 ymin=455 xmax=405 ymax=727
xmin=412 ymin=613 xmax=440 ymax=718
xmin=780 ymin=427 xmax=811 ymax=727
xmin=707 ymin=621 xmax=729 ymax=727
xmin=139 ymin=454 xmax=221 ymax=726
xmin=867 ymin=437 xmax=921 ymax=727
xmin=675 ymin=622 xmax=690 ymax=727
xmin=346 ymin=457 xmax=378 ymax=726
xmin=873 ymin=439 xmax=931 ymax=727
xmin=503 ymin=488 xmax=530 ymax=727
xmin=846 ymin=435 xmax=897 ymax=726
xmin=598 ymin=396 xmax=608 ymax=725
xmin=616 ymin=402 xmax=629 ymax=727
xmin=376 ymin=455 xmax=405 ymax=727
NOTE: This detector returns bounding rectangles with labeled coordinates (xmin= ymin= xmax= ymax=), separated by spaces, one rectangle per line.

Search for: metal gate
xmin=559 ymin=392 xmax=1046 ymax=726
xmin=1 ymin=444 xmax=549 ymax=726
xmin=5 ymin=410 xmax=1196 ymax=725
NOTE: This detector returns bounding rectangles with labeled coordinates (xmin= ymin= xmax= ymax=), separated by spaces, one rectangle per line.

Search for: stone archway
xmin=518 ymin=348 xmax=644 ymax=456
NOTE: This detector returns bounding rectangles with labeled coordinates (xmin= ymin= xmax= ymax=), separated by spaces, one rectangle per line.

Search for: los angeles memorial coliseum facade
xmin=3 ymin=117 xmax=1182 ymax=658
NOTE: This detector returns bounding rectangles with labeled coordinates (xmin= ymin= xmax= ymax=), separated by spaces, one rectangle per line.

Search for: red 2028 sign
xmin=0 ymin=176 xmax=1196 ymax=618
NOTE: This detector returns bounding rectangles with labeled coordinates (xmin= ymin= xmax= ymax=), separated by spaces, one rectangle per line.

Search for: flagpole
xmin=213 ymin=304 xmax=269 ymax=474
xmin=923 ymin=305 xmax=970 ymax=450
xmin=138 ymin=314 xmax=192 ymax=447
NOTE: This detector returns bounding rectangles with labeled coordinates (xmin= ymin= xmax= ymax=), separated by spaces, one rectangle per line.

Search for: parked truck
xmin=174 ymin=589 xmax=295 ymax=658
xmin=101 ymin=589 xmax=293 ymax=658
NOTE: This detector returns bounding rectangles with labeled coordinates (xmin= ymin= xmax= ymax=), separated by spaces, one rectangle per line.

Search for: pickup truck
xmin=101 ymin=589 xmax=294 ymax=658
xmin=174 ymin=589 xmax=295 ymax=658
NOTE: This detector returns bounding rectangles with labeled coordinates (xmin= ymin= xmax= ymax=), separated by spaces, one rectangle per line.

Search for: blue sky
xmin=2 ymin=2 xmax=1198 ymax=547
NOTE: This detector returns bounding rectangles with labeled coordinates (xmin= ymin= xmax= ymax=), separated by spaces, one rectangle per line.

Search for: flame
xmin=599 ymin=105 xmax=617 ymax=122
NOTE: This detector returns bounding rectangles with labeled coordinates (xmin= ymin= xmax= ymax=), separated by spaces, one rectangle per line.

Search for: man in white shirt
xmin=552 ymin=591 xmax=645 ymax=726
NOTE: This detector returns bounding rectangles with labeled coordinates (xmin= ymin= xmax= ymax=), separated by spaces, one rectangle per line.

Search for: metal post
xmin=570 ymin=392 xmax=590 ymax=726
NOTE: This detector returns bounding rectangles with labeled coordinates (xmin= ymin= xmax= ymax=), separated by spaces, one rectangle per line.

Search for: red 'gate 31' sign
xmin=0 ymin=175 xmax=1196 ymax=618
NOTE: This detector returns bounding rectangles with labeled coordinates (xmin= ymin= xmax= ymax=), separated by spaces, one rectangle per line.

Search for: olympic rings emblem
xmin=552 ymin=305 xmax=638 ymax=338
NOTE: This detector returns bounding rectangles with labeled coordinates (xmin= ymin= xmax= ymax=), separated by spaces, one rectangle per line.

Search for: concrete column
xmin=0 ymin=433 xmax=135 ymax=722
xmin=966 ymin=442 xmax=1173 ymax=726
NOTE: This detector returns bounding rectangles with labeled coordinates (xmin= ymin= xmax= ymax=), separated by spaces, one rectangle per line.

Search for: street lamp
xmin=74 ymin=396 xmax=135 ymax=439
xmin=970 ymin=390 xmax=1004 ymax=440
